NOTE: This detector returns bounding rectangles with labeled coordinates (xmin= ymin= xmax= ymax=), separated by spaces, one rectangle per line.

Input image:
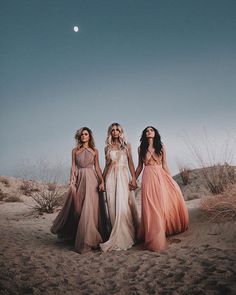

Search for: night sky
xmin=1 ymin=0 xmax=236 ymax=178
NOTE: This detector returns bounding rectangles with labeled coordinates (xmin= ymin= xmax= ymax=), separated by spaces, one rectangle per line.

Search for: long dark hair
xmin=139 ymin=126 xmax=163 ymax=160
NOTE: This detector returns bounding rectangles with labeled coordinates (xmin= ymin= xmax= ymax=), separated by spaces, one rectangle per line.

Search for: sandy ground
xmin=0 ymin=194 xmax=235 ymax=295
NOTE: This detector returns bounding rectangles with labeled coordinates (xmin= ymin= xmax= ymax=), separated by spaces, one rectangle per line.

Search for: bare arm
xmin=94 ymin=149 xmax=105 ymax=191
xmin=69 ymin=148 xmax=77 ymax=186
xmin=135 ymin=147 xmax=143 ymax=180
xmin=127 ymin=144 xmax=137 ymax=189
xmin=102 ymin=147 xmax=111 ymax=180
xmin=162 ymin=145 xmax=171 ymax=175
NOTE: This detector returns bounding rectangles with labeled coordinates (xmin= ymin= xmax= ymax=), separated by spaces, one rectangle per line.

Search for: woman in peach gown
xmin=135 ymin=126 xmax=189 ymax=251
xmin=51 ymin=127 xmax=105 ymax=253
xmin=100 ymin=123 xmax=139 ymax=252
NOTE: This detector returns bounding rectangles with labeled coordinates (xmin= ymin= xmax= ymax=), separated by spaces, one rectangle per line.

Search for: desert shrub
xmin=0 ymin=177 xmax=10 ymax=187
xmin=201 ymin=163 xmax=235 ymax=195
xmin=29 ymin=184 xmax=67 ymax=213
xmin=47 ymin=182 xmax=57 ymax=191
xmin=183 ymin=131 xmax=236 ymax=195
xmin=178 ymin=167 xmax=191 ymax=185
xmin=201 ymin=184 xmax=236 ymax=222
xmin=0 ymin=189 xmax=6 ymax=201
xmin=20 ymin=180 xmax=39 ymax=196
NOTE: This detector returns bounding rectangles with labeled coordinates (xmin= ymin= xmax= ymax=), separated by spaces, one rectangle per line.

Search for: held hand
xmin=129 ymin=179 xmax=137 ymax=190
xmin=98 ymin=182 xmax=105 ymax=192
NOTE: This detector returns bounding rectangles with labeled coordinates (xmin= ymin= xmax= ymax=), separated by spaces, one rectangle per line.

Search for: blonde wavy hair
xmin=105 ymin=123 xmax=128 ymax=150
xmin=74 ymin=127 xmax=95 ymax=150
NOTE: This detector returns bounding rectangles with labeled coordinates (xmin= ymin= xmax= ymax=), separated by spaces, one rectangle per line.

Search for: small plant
xmin=0 ymin=189 xmax=6 ymax=201
xmin=0 ymin=177 xmax=10 ymax=187
xmin=20 ymin=180 xmax=39 ymax=196
xmin=183 ymin=131 xmax=236 ymax=195
xmin=47 ymin=182 xmax=57 ymax=191
xmin=29 ymin=184 xmax=67 ymax=213
xmin=4 ymin=195 xmax=22 ymax=202
xmin=202 ymin=163 xmax=235 ymax=195
xmin=201 ymin=184 xmax=236 ymax=222
xmin=179 ymin=167 xmax=191 ymax=185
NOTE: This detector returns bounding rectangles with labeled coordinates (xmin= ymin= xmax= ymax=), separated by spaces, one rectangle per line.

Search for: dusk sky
xmin=1 ymin=0 xmax=236 ymax=180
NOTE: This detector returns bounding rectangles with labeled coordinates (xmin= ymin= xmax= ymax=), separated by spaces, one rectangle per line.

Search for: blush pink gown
xmin=51 ymin=148 xmax=102 ymax=253
xmin=139 ymin=151 xmax=189 ymax=251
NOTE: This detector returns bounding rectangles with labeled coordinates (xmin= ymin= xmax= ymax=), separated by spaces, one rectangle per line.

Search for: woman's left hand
xmin=98 ymin=182 xmax=105 ymax=192
xmin=129 ymin=178 xmax=137 ymax=190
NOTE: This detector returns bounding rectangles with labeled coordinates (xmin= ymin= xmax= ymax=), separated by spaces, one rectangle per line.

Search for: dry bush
xmin=183 ymin=131 xmax=236 ymax=195
xmin=4 ymin=195 xmax=22 ymax=202
xmin=201 ymin=184 xmax=236 ymax=222
xmin=20 ymin=180 xmax=40 ymax=196
xmin=29 ymin=184 xmax=67 ymax=213
xmin=0 ymin=189 xmax=6 ymax=201
xmin=47 ymin=182 xmax=57 ymax=191
xmin=0 ymin=177 xmax=10 ymax=187
xmin=201 ymin=163 xmax=235 ymax=195
xmin=178 ymin=167 xmax=191 ymax=185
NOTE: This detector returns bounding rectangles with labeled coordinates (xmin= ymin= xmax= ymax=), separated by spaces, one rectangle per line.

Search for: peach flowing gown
xmin=139 ymin=151 xmax=189 ymax=251
xmin=51 ymin=148 xmax=102 ymax=253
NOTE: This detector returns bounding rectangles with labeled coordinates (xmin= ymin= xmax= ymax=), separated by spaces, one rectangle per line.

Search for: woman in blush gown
xmin=135 ymin=126 xmax=189 ymax=251
xmin=51 ymin=127 xmax=105 ymax=253
xmin=100 ymin=123 xmax=140 ymax=252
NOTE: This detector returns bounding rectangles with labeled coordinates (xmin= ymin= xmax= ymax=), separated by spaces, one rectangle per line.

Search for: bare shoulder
xmin=94 ymin=148 xmax=99 ymax=155
xmin=161 ymin=144 xmax=167 ymax=156
xmin=127 ymin=142 xmax=132 ymax=150
xmin=72 ymin=147 xmax=77 ymax=154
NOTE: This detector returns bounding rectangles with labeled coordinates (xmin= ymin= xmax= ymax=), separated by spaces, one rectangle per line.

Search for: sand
xmin=0 ymin=177 xmax=236 ymax=295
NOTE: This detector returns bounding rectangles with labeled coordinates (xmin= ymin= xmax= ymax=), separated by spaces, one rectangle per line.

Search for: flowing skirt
xmin=51 ymin=168 xmax=102 ymax=253
xmin=139 ymin=164 xmax=189 ymax=251
xmin=100 ymin=165 xmax=139 ymax=251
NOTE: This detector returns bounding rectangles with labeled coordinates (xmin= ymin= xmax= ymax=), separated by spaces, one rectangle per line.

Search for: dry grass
xmin=20 ymin=180 xmax=40 ymax=196
xmin=201 ymin=163 xmax=235 ymax=195
xmin=0 ymin=189 xmax=6 ymax=201
xmin=183 ymin=131 xmax=235 ymax=195
xmin=201 ymin=184 xmax=236 ymax=222
xmin=0 ymin=177 xmax=10 ymax=187
xmin=29 ymin=184 xmax=67 ymax=213
xmin=47 ymin=182 xmax=57 ymax=191
xmin=178 ymin=167 xmax=191 ymax=185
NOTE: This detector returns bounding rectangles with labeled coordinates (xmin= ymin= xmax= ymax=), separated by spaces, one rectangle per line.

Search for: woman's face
xmin=81 ymin=130 xmax=90 ymax=143
xmin=111 ymin=125 xmax=120 ymax=139
xmin=146 ymin=127 xmax=155 ymax=138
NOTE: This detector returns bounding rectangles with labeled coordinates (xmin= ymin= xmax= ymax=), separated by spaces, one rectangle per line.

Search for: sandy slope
xmin=0 ymin=193 xmax=235 ymax=295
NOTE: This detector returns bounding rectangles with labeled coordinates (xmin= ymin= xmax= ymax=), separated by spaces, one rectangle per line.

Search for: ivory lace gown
xmin=100 ymin=149 xmax=139 ymax=252
xmin=51 ymin=148 xmax=102 ymax=253
xmin=140 ymin=151 xmax=189 ymax=251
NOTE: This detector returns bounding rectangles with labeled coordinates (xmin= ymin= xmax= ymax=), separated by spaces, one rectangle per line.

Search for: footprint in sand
xmin=169 ymin=238 xmax=181 ymax=244
xmin=128 ymin=265 xmax=140 ymax=272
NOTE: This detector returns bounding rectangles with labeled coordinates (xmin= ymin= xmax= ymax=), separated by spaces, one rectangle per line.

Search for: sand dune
xmin=0 ymin=176 xmax=236 ymax=295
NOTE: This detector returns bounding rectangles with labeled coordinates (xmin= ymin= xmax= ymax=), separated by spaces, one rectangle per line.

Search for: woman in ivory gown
xmin=135 ymin=126 xmax=189 ymax=251
xmin=51 ymin=127 xmax=105 ymax=253
xmin=100 ymin=123 xmax=140 ymax=252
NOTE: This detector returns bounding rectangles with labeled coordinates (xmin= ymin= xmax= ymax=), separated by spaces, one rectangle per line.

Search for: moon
xmin=73 ymin=26 xmax=79 ymax=32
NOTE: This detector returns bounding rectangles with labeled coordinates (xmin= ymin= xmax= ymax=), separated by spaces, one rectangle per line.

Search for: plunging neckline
xmin=145 ymin=150 xmax=162 ymax=165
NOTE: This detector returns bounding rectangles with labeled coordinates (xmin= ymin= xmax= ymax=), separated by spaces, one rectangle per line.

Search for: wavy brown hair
xmin=74 ymin=127 xmax=95 ymax=150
